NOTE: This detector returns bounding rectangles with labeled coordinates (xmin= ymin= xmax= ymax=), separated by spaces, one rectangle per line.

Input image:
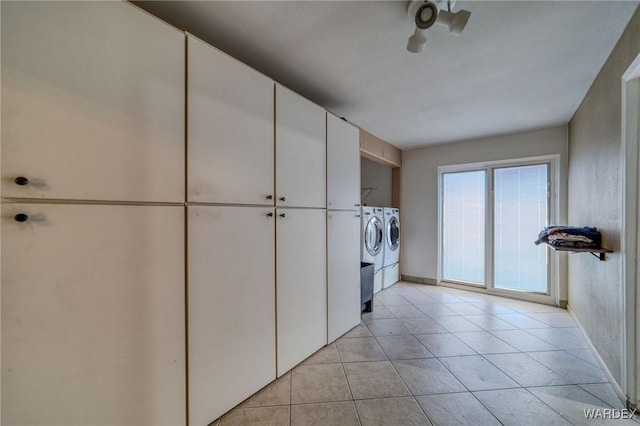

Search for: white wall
xmin=568 ymin=6 xmax=640 ymax=388
xmin=401 ymin=126 xmax=568 ymax=297
xmin=361 ymin=157 xmax=392 ymax=207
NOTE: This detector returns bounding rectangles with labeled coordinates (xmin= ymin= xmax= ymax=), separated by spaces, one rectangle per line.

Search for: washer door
xmin=387 ymin=216 xmax=400 ymax=251
xmin=365 ymin=216 xmax=383 ymax=256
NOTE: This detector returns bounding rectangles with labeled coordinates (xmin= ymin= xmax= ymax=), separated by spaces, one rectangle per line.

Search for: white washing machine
xmin=382 ymin=207 xmax=400 ymax=289
xmin=382 ymin=208 xmax=400 ymax=267
xmin=361 ymin=206 xmax=385 ymax=271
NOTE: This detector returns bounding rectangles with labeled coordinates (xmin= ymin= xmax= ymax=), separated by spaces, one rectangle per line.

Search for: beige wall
xmin=361 ymin=157 xmax=393 ymax=207
xmin=567 ymin=6 xmax=640 ymax=387
xmin=401 ymin=125 xmax=568 ymax=293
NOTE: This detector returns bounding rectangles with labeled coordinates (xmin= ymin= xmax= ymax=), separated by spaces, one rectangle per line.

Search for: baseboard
xmin=400 ymin=274 xmax=437 ymax=285
xmin=567 ymin=305 xmax=629 ymax=408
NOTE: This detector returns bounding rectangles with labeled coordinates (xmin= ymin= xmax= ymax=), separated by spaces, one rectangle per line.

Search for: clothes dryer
xmin=361 ymin=206 xmax=385 ymax=271
xmin=382 ymin=207 xmax=400 ymax=267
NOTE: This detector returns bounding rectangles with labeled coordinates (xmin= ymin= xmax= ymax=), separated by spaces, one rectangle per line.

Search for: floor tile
xmin=355 ymin=397 xmax=431 ymax=426
xmin=400 ymin=317 xmax=449 ymax=334
xmin=335 ymin=337 xmax=387 ymax=362
xmin=386 ymin=304 xmax=427 ymax=318
xmin=567 ymin=348 xmax=600 ymax=366
xmin=462 ymin=314 xmax=518 ymax=331
xmin=432 ymin=316 xmax=483 ymax=333
xmin=376 ymin=294 xmax=411 ymax=306
xmin=579 ymin=383 xmax=627 ymax=410
xmin=483 ymin=353 xmax=571 ymax=387
xmin=489 ymin=329 xmax=558 ymax=352
xmin=341 ymin=322 xmax=373 ymax=338
xmin=416 ymin=392 xmax=500 ymax=426
xmin=444 ymin=303 xmax=487 ymax=316
xmin=376 ymin=335 xmax=434 ymax=360
xmin=439 ymin=355 xmax=519 ymax=391
xmin=240 ymin=372 xmax=291 ymax=408
xmin=404 ymin=294 xmax=440 ymax=305
xmin=220 ymin=406 xmax=291 ymax=426
xmin=393 ymin=358 xmax=467 ymax=395
xmin=416 ymin=333 xmax=476 ymax=357
xmin=290 ymin=401 xmax=360 ymax=426
xmin=558 ymin=327 xmax=585 ymax=338
xmin=425 ymin=293 xmax=466 ymax=304
xmin=364 ymin=318 xmax=412 ymax=336
xmin=415 ymin=304 xmax=458 ymax=317
xmin=453 ymin=331 xmax=519 ymax=354
xmin=527 ymin=312 xmax=577 ymax=328
xmin=303 ymin=344 xmax=340 ymax=365
xmin=470 ymin=302 xmax=519 ymax=315
xmin=527 ymin=350 xmax=608 ymax=384
xmin=343 ymin=361 xmax=411 ymax=399
xmin=526 ymin=327 xmax=588 ymax=350
xmin=291 ymin=363 xmax=351 ymax=404
xmin=473 ymin=388 xmax=571 ymax=425
xmin=529 ymin=385 xmax=638 ymax=425
xmin=494 ymin=313 xmax=551 ymax=329
xmin=362 ymin=305 xmax=394 ymax=320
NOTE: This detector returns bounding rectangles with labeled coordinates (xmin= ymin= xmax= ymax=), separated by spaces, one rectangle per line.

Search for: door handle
xmin=14 ymin=213 xmax=29 ymax=222
xmin=15 ymin=177 xmax=29 ymax=186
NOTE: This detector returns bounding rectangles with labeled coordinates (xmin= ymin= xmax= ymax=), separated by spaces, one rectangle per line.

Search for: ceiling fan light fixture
xmin=437 ymin=9 xmax=471 ymax=34
xmin=407 ymin=27 xmax=427 ymax=53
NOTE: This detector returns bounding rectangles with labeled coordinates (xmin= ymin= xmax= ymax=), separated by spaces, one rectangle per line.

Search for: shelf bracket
xmin=589 ymin=251 xmax=606 ymax=261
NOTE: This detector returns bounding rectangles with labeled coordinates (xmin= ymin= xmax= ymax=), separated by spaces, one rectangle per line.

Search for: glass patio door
xmin=440 ymin=158 xmax=553 ymax=298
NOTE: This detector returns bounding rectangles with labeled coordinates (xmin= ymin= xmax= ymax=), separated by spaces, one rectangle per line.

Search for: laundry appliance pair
xmin=361 ymin=206 xmax=400 ymax=293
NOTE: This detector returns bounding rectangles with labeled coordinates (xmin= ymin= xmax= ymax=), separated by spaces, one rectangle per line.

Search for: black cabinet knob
xmin=266 ymin=195 xmax=273 ymax=200
xmin=15 ymin=177 xmax=29 ymax=186
xmin=14 ymin=213 xmax=29 ymax=222
xmin=266 ymin=212 xmax=274 ymax=217
xmin=279 ymin=196 xmax=286 ymax=202
xmin=279 ymin=213 xmax=286 ymax=218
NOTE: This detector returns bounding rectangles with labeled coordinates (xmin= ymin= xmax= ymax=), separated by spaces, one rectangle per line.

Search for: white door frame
xmin=622 ymin=53 xmax=640 ymax=408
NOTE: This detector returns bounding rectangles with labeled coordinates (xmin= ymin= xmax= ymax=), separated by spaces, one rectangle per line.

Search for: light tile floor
xmin=211 ymin=282 xmax=638 ymax=425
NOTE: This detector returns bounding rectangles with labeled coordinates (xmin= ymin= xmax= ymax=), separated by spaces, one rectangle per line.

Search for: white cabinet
xmin=187 ymin=35 xmax=275 ymax=205
xmin=276 ymin=208 xmax=327 ymax=375
xmin=188 ymin=205 xmax=276 ymax=425
xmin=1 ymin=2 xmax=185 ymax=203
xmin=1 ymin=204 xmax=186 ymax=426
xmin=327 ymin=210 xmax=362 ymax=343
xmin=275 ymin=85 xmax=326 ymax=208
xmin=327 ymin=114 xmax=361 ymax=210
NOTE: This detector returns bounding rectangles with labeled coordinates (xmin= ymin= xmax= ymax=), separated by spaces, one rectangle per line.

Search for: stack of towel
xmin=535 ymin=226 xmax=601 ymax=249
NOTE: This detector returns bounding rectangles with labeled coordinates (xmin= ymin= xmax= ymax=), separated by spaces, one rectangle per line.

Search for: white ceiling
xmin=135 ymin=0 xmax=638 ymax=150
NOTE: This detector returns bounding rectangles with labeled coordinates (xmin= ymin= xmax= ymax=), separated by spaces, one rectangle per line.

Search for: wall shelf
xmin=546 ymin=245 xmax=613 ymax=261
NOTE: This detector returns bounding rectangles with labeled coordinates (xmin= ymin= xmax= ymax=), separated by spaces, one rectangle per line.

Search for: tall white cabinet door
xmin=1 ymin=2 xmax=184 ymax=203
xmin=1 ymin=204 xmax=186 ymax=426
xmin=276 ymin=208 xmax=327 ymax=375
xmin=188 ymin=206 xmax=276 ymax=424
xmin=327 ymin=114 xmax=361 ymax=210
xmin=275 ymin=85 xmax=326 ymax=208
xmin=327 ymin=211 xmax=362 ymax=343
xmin=188 ymin=36 xmax=275 ymax=205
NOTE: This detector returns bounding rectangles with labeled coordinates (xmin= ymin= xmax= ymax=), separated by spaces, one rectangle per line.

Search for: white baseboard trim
xmin=567 ymin=304 xmax=629 ymax=408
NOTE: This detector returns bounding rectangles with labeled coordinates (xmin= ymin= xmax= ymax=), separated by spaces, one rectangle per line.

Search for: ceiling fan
xmin=407 ymin=0 xmax=471 ymax=53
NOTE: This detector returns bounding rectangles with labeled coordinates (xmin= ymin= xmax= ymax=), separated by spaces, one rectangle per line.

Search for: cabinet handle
xmin=355 ymin=214 xmax=361 ymax=217
xmin=355 ymin=203 xmax=361 ymax=207
xmin=279 ymin=213 xmax=286 ymax=218
xmin=14 ymin=213 xmax=29 ymax=222
xmin=266 ymin=195 xmax=273 ymax=200
xmin=15 ymin=177 xmax=29 ymax=186
xmin=279 ymin=196 xmax=286 ymax=202
xmin=266 ymin=212 xmax=274 ymax=217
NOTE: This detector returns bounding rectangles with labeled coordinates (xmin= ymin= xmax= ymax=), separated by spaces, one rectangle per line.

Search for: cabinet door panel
xmin=188 ymin=206 xmax=276 ymax=424
xmin=275 ymin=85 xmax=326 ymax=208
xmin=1 ymin=2 xmax=184 ymax=202
xmin=188 ymin=36 xmax=274 ymax=204
xmin=328 ymin=211 xmax=362 ymax=343
xmin=276 ymin=208 xmax=327 ymax=375
xmin=327 ymin=114 xmax=361 ymax=210
xmin=1 ymin=204 xmax=186 ymax=426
